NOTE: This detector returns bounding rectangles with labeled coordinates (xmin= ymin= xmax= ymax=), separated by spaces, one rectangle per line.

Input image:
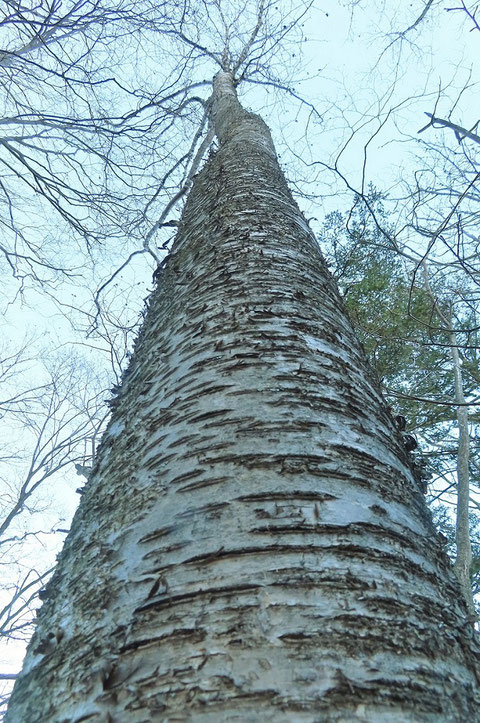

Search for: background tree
xmin=0 ymin=339 xmax=107 ymax=713
xmin=321 ymin=189 xmax=480 ymax=611
xmin=311 ymin=1 xmax=480 ymax=613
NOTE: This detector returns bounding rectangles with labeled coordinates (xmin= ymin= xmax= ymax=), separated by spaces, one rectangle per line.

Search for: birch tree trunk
xmin=6 ymin=72 xmax=480 ymax=722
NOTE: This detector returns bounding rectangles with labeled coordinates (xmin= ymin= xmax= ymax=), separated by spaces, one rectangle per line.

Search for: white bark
xmin=421 ymin=261 xmax=475 ymax=615
xmin=6 ymin=73 xmax=480 ymax=722
xmin=451 ymin=334 xmax=474 ymax=610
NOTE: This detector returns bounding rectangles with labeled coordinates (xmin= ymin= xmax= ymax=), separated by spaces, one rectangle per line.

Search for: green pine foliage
xmin=321 ymin=187 xmax=480 ymax=598
xmin=432 ymin=506 xmax=480 ymax=600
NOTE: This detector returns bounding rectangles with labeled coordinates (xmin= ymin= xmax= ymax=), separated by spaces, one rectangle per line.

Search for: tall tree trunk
xmin=7 ymin=72 xmax=480 ymax=722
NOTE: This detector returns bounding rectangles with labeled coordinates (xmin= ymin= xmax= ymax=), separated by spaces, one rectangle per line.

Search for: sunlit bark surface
xmin=6 ymin=72 xmax=480 ymax=722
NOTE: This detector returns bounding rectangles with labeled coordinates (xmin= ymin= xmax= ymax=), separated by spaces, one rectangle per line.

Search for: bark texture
xmin=7 ymin=72 xmax=480 ymax=722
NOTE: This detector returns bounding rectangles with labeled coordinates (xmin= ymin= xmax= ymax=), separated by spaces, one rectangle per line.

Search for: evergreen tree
xmin=322 ymin=188 xmax=480 ymax=608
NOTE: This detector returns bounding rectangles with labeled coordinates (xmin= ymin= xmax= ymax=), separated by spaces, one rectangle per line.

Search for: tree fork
xmin=6 ymin=72 xmax=480 ymax=722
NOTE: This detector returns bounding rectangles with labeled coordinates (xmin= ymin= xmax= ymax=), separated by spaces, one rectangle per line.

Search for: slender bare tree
xmin=420 ymin=261 xmax=476 ymax=613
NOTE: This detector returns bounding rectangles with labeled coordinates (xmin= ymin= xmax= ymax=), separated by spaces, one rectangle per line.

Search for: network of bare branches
xmin=0 ymin=339 xmax=108 ymax=705
xmin=0 ymin=1 xmax=317 ymax=338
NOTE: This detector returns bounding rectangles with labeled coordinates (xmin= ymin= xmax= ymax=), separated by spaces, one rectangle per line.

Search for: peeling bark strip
xmin=7 ymin=72 xmax=480 ymax=721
